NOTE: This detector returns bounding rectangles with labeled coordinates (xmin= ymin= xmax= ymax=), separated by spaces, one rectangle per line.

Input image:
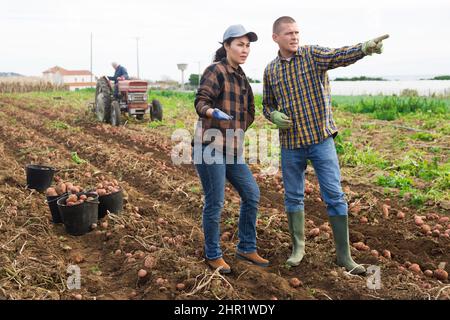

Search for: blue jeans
xmin=281 ymin=137 xmax=348 ymax=216
xmin=194 ymin=146 xmax=260 ymax=260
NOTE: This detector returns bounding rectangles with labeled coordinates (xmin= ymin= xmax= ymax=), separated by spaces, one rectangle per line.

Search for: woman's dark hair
xmin=214 ymin=38 xmax=234 ymax=62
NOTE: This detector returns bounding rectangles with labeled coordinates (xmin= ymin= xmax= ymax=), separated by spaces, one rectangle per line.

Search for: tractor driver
xmin=108 ymin=62 xmax=129 ymax=98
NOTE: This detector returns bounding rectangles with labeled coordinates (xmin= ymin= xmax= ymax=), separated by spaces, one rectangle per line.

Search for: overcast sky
xmin=2 ymin=0 xmax=450 ymax=81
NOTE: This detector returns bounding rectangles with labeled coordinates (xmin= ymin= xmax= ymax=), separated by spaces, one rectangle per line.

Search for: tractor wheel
xmin=110 ymin=101 xmax=121 ymax=126
xmin=150 ymin=99 xmax=163 ymax=121
xmin=95 ymin=78 xmax=112 ymax=123
xmin=136 ymin=114 xmax=144 ymax=121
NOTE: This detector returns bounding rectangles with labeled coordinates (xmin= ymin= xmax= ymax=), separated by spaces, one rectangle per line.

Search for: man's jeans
xmin=281 ymin=137 xmax=348 ymax=216
xmin=194 ymin=145 xmax=260 ymax=260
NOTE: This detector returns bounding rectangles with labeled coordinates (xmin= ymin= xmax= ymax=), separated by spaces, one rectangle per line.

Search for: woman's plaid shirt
xmin=194 ymin=58 xmax=255 ymax=155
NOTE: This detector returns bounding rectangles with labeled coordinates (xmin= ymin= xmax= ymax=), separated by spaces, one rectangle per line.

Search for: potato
xmin=350 ymin=204 xmax=362 ymax=215
xmin=382 ymin=249 xmax=391 ymax=259
xmin=96 ymin=188 xmax=107 ymax=196
xmin=397 ymin=211 xmax=405 ymax=219
xmin=382 ymin=204 xmax=390 ymax=218
xmin=438 ymin=216 xmax=449 ymax=224
xmin=289 ymin=277 xmax=302 ymax=288
xmin=360 ymin=217 xmax=368 ymax=224
xmin=137 ymin=269 xmax=147 ymax=278
xmin=144 ymin=256 xmax=156 ymax=269
xmin=66 ymin=194 xmax=78 ymax=204
xmin=353 ymin=242 xmax=369 ymax=251
xmin=73 ymin=294 xmax=82 ymax=300
xmin=424 ymin=270 xmax=433 ymax=277
xmin=155 ymin=278 xmax=166 ymax=286
xmin=46 ymin=187 xmax=58 ymax=197
xmin=220 ymin=232 xmax=231 ymax=242
xmin=421 ymin=224 xmax=431 ymax=234
xmin=432 ymin=229 xmax=440 ymax=237
xmin=414 ymin=217 xmax=424 ymax=226
xmin=134 ymin=251 xmax=145 ymax=259
xmin=69 ymin=186 xmax=80 ymax=194
xmin=65 ymin=182 xmax=74 ymax=190
xmin=434 ymin=269 xmax=448 ymax=281
xmin=114 ymin=249 xmax=122 ymax=256
xmin=433 ymin=224 xmax=443 ymax=230
xmin=308 ymin=228 xmax=320 ymax=237
xmin=370 ymin=250 xmax=379 ymax=258
xmin=426 ymin=213 xmax=440 ymax=221
xmin=55 ymin=183 xmax=67 ymax=195
xmin=79 ymin=194 xmax=87 ymax=201
xmin=319 ymin=223 xmax=331 ymax=233
xmin=96 ymin=183 xmax=104 ymax=189
xmin=176 ymin=283 xmax=186 ymax=291
xmin=408 ymin=263 xmax=421 ymax=274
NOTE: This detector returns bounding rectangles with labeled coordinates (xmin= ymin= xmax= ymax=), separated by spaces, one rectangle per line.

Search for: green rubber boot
xmin=329 ymin=215 xmax=366 ymax=275
xmin=286 ymin=211 xmax=305 ymax=266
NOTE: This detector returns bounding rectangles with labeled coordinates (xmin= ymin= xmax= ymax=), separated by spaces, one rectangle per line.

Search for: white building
xmin=43 ymin=66 xmax=96 ymax=91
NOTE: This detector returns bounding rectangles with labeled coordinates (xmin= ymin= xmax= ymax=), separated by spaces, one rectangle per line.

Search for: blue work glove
xmin=212 ymin=108 xmax=233 ymax=120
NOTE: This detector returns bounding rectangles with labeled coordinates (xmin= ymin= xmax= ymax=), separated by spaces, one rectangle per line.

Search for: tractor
xmin=94 ymin=76 xmax=163 ymax=126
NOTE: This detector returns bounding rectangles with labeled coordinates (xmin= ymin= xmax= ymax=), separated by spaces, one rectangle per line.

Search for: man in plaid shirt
xmin=263 ymin=16 xmax=388 ymax=274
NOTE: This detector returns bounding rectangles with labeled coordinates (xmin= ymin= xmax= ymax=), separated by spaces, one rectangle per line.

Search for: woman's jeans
xmin=194 ymin=145 xmax=260 ymax=260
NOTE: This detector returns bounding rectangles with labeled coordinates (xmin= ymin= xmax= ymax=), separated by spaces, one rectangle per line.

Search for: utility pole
xmin=90 ymin=33 xmax=93 ymax=84
xmin=197 ymin=61 xmax=201 ymax=89
xmin=135 ymin=37 xmax=140 ymax=79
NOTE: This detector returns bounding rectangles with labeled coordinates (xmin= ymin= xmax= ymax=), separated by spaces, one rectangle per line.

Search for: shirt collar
xmin=221 ymin=57 xmax=244 ymax=76
xmin=277 ymin=48 xmax=302 ymax=63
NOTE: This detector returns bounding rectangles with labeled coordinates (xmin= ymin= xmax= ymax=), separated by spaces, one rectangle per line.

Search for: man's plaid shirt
xmin=263 ymin=44 xmax=365 ymax=148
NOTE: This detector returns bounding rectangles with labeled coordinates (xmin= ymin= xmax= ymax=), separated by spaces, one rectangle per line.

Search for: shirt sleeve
xmin=262 ymin=66 xmax=277 ymax=122
xmin=246 ymin=83 xmax=255 ymax=128
xmin=311 ymin=44 xmax=365 ymax=72
xmin=194 ymin=64 xmax=223 ymax=118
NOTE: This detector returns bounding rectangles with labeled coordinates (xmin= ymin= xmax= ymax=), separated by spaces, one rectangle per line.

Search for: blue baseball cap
xmin=222 ymin=24 xmax=258 ymax=43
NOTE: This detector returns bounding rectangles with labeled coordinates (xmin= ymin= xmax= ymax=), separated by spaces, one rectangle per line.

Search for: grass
xmin=71 ymin=152 xmax=87 ymax=165
xmin=332 ymin=95 xmax=449 ymax=121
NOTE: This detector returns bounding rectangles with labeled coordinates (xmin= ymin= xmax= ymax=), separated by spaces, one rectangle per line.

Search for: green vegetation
xmin=70 ymin=152 xmax=87 ymax=165
xmin=430 ymin=75 xmax=450 ymax=80
xmin=333 ymin=95 xmax=449 ymax=121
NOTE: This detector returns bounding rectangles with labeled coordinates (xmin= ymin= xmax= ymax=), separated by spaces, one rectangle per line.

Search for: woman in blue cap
xmin=193 ymin=25 xmax=269 ymax=274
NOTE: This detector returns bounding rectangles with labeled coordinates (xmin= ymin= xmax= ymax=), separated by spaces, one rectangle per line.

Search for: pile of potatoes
xmin=64 ymin=194 xmax=96 ymax=206
xmin=95 ymin=178 xmax=120 ymax=197
xmin=46 ymin=181 xmax=84 ymax=197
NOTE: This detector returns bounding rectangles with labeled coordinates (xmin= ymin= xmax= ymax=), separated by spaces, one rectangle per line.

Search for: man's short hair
xmin=111 ymin=62 xmax=118 ymax=68
xmin=273 ymin=16 xmax=296 ymax=34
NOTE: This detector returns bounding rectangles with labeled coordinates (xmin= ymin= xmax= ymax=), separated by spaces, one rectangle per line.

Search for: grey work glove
xmin=270 ymin=111 xmax=292 ymax=129
xmin=362 ymin=34 xmax=389 ymax=55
